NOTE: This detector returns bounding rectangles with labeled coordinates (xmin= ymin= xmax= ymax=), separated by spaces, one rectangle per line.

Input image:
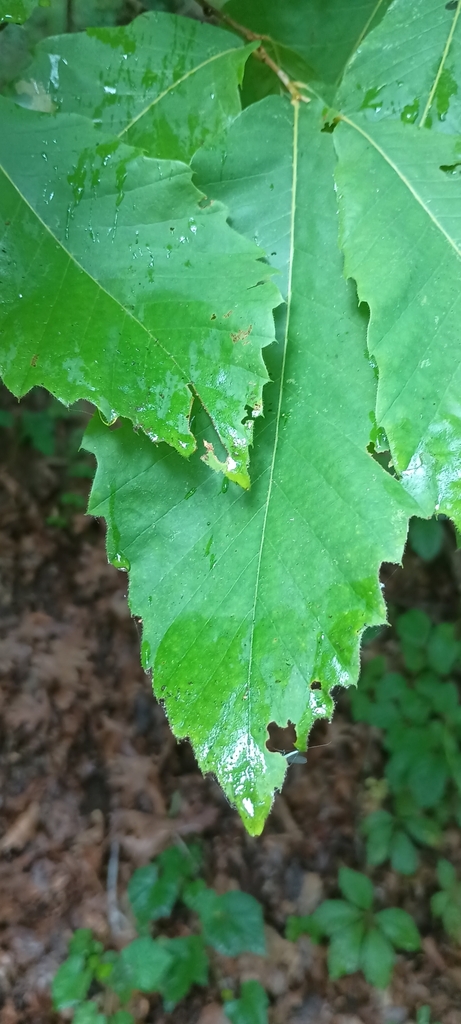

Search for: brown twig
xmin=197 ymin=0 xmax=310 ymax=103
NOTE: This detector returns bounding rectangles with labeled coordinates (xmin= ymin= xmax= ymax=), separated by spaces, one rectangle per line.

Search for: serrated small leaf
xmin=312 ymin=899 xmax=363 ymax=936
xmin=431 ymin=890 xmax=450 ymax=918
xmin=224 ymin=980 xmax=269 ymax=1024
xmin=110 ymin=1013 xmax=134 ymax=1024
xmin=52 ymin=955 xmax=93 ymax=1010
xmin=68 ymin=930 xmax=99 ymax=957
xmin=375 ymin=908 xmax=421 ymax=951
xmin=119 ymin=937 xmax=172 ymax=993
xmin=408 ymin=517 xmax=444 ymax=562
xmin=404 ymin=814 xmax=440 ymax=848
xmin=396 ymin=610 xmax=431 ymax=649
xmin=193 ymin=889 xmax=265 ymax=956
xmin=128 ymin=846 xmax=198 ymax=927
xmin=338 ymin=868 xmax=374 ymax=911
xmin=127 ymin=865 xmax=160 ymax=928
xmin=362 ymin=811 xmax=393 ymax=867
xmin=158 ymin=935 xmax=208 ymax=1007
xmin=390 ymin=829 xmax=418 ymax=876
xmin=285 ymin=914 xmax=322 ymax=943
xmin=327 ymin=921 xmax=365 ymax=980
xmin=360 ymin=927 xmax=395 ymax=988
xmin=74 ymin=1004 xmax=108 ymax=1024
xmin=427 ymin=625 xmax=460 ymax=676
xmin=436 ymin=858 xmax=457 ymax=890
xmin=441 ymin=902 xmax=461 ymax=942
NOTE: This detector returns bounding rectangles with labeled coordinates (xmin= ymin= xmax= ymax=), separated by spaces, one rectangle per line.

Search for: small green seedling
xmin=408 ymin=516 xmax=445 ymax=562
xmin=362 ymin=793 xmax=440 ymax=875
xmin=287 ymin=867 xmax=420 ymax=988
xmin=415 ymin=1007 xmax=441 ymax=1024
xmin=52 ymin=843 xmax=266 ymax=1020
xmin=351 ymin=613 xmax=461 ymax=813
xmin=223 ymin=980 xmax=269 ymax=1024
xmin=431 ymin=859 xmax=461 ymax=943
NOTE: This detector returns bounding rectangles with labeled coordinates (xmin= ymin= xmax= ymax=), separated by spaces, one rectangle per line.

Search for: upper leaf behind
xmin=0 ymin=99 xmax=279 ymax=486
xmin=7 ymin=11 xmax=253 ymax=161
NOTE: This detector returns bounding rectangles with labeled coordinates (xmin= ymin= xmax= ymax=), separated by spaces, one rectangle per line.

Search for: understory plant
xmin=2 ymin=0 xmax=461 ymax=833
xmin=52 ymin=843 xmax=267 ymax=1021
xmin=431 ymin=859 xmax=461 ymax=944
xmin=286 ymin=867 xmax=420 ymax=989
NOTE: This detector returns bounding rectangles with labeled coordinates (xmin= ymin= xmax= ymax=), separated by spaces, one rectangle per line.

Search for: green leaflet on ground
xmin=338 ymin=0 xmax=461 ymax=133
xmin=0 ymin=98 xmax=279 ymax=487
xmin=334 ymin=115 xmax=461 ymax=523
xmin=7 ymin=11 xmax=253 ymax=161
xmin=222 ymin=0 xmax=392 ymax=86
xmin=84 ymin=97 xmax=417 ymax=834
xmin=0 ymin=0 xmax=38 ymax=22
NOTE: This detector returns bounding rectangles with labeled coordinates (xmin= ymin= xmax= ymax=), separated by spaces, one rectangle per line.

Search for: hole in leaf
xmin=440 ymin=162 xmax=461 ymax=175
xmin=266 ymin=720 xmax=297 ymax=753
xmin=310 ymin=680 xmax=321 ymax=690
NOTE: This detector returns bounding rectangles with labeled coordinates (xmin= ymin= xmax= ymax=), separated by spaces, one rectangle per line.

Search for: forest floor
xmin=1 ymin=393 xmax=461 ymax=1024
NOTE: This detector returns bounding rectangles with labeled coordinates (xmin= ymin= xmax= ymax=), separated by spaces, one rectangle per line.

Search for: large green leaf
xmin=0 ymin=96 xmax=279 ymax=486
xmin=338 ymin=0 xmax=461 ymax=133
xmin=9 ymin=12 xmax=253 ymax=161
xmin=84 ymin=97 xmax=416 ymax=833
xmin=334 ymin=115 xmax=461 ymax=522
xmin=221 ymin=0 xmax=392 ymax=85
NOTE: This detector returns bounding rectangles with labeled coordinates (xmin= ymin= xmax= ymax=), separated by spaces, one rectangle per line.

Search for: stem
xmin=197 ymin=0 xmax=310 ymax=103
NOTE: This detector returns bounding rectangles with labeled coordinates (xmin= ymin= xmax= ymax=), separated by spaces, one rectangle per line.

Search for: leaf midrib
xmin=244 ymin=99 xmax=299 ymax=709
xmin=419 ymin=1 xmax=461 ymax=127
xmin=336 ymin=0 xmax=389 ymax=86
xmin=339 ymin=114 xmax=461 ymax=261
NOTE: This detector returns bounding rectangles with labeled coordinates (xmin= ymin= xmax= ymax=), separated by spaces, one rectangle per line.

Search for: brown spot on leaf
xmin=30 ymin=355 xmax=38 ymax=367
xmin=231 ymin=325 xmax=253 ymax=344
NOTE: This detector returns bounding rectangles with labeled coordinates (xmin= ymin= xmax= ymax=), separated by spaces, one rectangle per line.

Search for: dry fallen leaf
xmin=0 ymin=803 xmax=40 ymax=854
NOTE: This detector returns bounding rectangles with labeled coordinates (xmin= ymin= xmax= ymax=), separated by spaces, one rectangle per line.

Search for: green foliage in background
xmin=431 ymin=858 xmax=461 ymax=944
xmin=351 ymin=608 xmax=461 ymax=873
xmin=52 ymin=843 xmax=267 ymax=1020
xmin=287 ymin=867 xmax=420 ymax=989
xmin=2 ymin=0 xmax=461 ymax=831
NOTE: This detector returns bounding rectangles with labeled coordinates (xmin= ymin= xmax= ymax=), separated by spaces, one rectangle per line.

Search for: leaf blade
xmin=0 ymin=99 xmax=279 ymax=485
xmin=84 ymin=97 xmax=416 ymax=832
xmin=335 ymin=115 xmax=461 ymax=523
